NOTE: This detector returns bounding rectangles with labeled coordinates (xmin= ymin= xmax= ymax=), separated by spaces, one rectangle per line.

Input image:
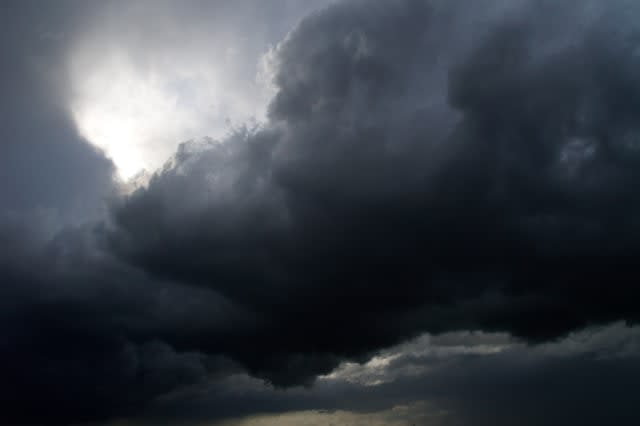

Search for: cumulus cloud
xmin=109 ymin=0 xmax=640 ymax=384
xmin=4 ymin=0 xmax=640 ymax=425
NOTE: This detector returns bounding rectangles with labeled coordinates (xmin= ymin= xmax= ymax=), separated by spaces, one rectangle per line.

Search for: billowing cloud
xmin=3 ymin=0 xmax=640 ymax=425
xmin=109 ymin=0 xmax=640 ymax=384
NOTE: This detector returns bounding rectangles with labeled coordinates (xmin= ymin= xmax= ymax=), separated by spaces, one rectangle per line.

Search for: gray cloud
xmin=3 ymin=0 xmax=640 ymax=425
xmin=0 ymin=1 xmax=116 ymax=227
xmin=109 ymin=0 xmax=640 ymax=383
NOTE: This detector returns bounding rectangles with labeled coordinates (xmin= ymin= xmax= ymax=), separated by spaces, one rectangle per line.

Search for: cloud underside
xmin=3 ymin=0 xmax=640 ymax=424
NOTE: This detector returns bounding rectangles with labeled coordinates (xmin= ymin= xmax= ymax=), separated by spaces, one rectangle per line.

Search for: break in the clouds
xmin=2 ymin=0 xmax=640 ymax=425
xmin=67 ymin=0 xmax=330 ymax=179
xmin=65 ymin=0 xmax=336 ymax=179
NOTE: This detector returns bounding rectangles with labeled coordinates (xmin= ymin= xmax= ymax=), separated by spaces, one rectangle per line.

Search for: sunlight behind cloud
xmin=66 ymin=1 xmax=273 ymax=180
xmin=69 ymin=46 xmax=264 ymax=180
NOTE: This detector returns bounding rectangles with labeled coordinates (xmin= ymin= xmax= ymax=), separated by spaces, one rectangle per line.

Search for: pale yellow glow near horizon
xmin=214 ymin=402 xmax=445 ymax=426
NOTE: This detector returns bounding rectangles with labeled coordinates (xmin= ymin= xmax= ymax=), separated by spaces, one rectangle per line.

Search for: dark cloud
xmin=110 ymin=0 xmax=640 ymax=385
xmin=3 ymin=0 xmax=640 ymax=425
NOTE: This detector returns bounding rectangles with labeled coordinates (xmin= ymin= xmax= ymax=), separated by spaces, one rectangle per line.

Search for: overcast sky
xmin=2 ymin=1 xmax=640 ymax=425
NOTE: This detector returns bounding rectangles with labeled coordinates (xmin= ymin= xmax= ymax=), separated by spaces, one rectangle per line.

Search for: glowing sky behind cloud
xmin=66 ymin=0 xmax=315 ymax=179
xmin=69 ymin=36 xmax=266 ymax=180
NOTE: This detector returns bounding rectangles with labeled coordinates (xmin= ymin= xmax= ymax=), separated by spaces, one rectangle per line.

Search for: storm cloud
xmin=110 ymin=0 xmax=640 ymax=380
xmin=2 ymin=0 xmax=640 ymax=425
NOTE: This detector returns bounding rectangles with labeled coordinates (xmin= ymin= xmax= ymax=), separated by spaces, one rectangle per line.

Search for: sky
xmin=1 ymin=0 xmax=640 ymax=425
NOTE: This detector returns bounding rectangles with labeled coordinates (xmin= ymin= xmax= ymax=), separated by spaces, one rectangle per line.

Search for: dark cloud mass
xmin=112 ymin=0 xmax=640 ymax=375
xmin=3 ymin=0 xmax=640 ymax=425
